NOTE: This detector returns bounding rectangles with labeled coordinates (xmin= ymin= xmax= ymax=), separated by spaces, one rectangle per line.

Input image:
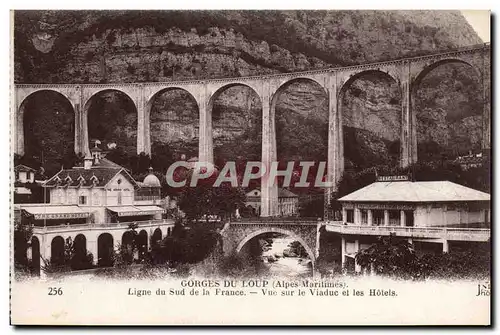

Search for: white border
xmin=2 ymin=2 xmax=497 ymax=333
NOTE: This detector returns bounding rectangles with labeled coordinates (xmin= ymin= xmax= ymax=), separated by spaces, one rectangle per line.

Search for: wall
xmin=415 ymin=203 xmax=490 ymax=227
xmin=104 ymin=174 xmax=135 ymax=206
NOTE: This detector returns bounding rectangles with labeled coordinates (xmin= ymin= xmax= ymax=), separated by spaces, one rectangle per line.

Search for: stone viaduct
xmin=220 ymin=220 xmax=321 ymax=268
xmin=13 ymin=44 xmax=491 ymax=217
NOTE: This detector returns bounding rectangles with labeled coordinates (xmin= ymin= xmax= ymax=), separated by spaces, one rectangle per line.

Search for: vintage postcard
xmin=10 ymin=9 xmax=491 ymax=325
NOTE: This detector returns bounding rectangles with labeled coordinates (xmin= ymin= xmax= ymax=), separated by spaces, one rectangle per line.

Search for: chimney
xmin=84 ymin=155 xmax=93 ymax=170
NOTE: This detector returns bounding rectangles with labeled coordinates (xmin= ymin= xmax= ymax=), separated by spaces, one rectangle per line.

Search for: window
xmin=79 ymin=196 xmax=87 ymax=205
xmin=117 ymin=192 xmax=122 ymax=205
xmin=360 ymin=210 xmax=368 ymax=225
xmin=346 ymin=210 xmax=354 ymax=223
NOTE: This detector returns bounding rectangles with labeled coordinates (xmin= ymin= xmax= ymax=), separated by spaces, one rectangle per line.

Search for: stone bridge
xmin=220 ymin=220 xmax=321 ymax=272
xmin=13 ymin=43 xmax=491 ymax=216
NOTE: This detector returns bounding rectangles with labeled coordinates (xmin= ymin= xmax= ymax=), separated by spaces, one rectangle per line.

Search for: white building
xmin=325 ymin=176 xmax=490 ymax=272
xmin=16 ymin=156 xmax=174 ymax=273
xmin=14 ymin=164 xmax=36 ymax=183
xmin=14 ymin=165 xmax=37 ymax=199
xmin=245 ymin=188 xmax=299 ymax=217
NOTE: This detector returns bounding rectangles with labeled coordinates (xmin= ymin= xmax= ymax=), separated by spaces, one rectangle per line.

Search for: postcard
xmin=10 ymin=9 xmax=491 ymax=325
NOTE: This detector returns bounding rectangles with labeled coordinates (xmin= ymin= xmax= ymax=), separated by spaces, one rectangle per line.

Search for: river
xmin=262 ymin=237 xmax=312 ymax=278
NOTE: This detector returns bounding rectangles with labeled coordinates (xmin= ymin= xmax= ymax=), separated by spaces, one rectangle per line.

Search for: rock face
xmin=14 ymin=10 xmax=484 ymax=170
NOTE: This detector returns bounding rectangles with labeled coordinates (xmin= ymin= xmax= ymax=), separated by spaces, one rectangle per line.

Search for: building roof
xmin=90 ymin=146 xmax=103 ymax=152
xmin=143 ymin=173 xmax=161 ymax=188
xmin=278 ymin=188 xmax=298 ymax=198
xmin=14 ymin=164 xmax=36 ymax=172
xmin=92 ymin=158 xmax=126 ymax=169
xmin=338 ymin=181 xmax=490 ymax=203
xmin=43 ymin=167 xmax=137 ymax=188
xmin=107 ymin=205 xmax=164 ymax=217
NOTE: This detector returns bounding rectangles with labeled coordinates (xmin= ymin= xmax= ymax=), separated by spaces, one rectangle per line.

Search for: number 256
xmin=48 ymin=287 xmax=63 ymax=295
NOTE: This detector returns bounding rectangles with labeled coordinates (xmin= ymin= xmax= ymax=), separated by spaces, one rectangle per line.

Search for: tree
xmin=154 ymin=223 xmax=222 ymax=265
xmin=151 ymin=142 xmax=175 ymax=172
xmin=117 ymin=223 xmax=140 ymax=265
xmin=355 ymin=235 xmax=422 ymax=279
xmin=288 ymin=241 xmax=308 ymax=258
xmin=135 ymin=152 xmax=151 ymax=175
xmin=41 ymin=237 xmax=94 ymax=273
xmin=14 ymin=216 xmax=33 ymax=270
xmin=105 ymin=147 xmax=132 ymax=170
xmin=177 ymin=183 xmax=246 ymax=223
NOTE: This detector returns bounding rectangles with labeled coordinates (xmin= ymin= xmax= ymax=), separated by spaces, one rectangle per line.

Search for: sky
xmin=461 ymin=10 xmax=490 ymax=42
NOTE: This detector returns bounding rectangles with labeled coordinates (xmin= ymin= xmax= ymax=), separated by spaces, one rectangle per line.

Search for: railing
xmin=133 ymin=195 xmax=162 ymax=201
xmin=32 ymin=219 xmax=175 ymax=233
xmin=231 ymin=217 xmax=321 ymax=225
xmin=324 ymin=222 xmax=490 ymax=242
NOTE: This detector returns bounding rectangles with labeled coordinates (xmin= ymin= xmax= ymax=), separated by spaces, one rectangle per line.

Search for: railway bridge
xmin=13 ymin=43 xmax=491 ymax=216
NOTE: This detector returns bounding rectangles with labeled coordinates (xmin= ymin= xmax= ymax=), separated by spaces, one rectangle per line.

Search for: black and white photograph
xmin=9 ymin=8 xmax=491 ymax=325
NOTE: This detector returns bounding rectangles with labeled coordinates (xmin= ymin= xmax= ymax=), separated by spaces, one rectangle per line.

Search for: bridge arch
xmin=208 ymin=83 xmax=263 ymax=112
xmin=271 ymin=77 xmax=328 ymax=106
xmin=18 ymin=90 xmax=76 ymax=171
xmin=208 ymin=83 xmax=263 ymax=166
xmin=18 ymin=89 xmax=74 ymax=110
xmin=84 ymin=89 xmax=138 ymax=156
xmin=146 ymin=87 xmax=200 ymax=161
xmin=338 ymin=69 xmax=402 ymax=170
xmin=338 ymin=69 xmax=399 ymax=96
xmin=146 ymin=87 xmax=199 ymax=111
xmin=411 ymin=58 xmax=484 ymax=160
xmin=271 ymin=76 xmax=329 ymax=163
xmin=235 ymin=227 xmax=316 ymax=265
xmin=412 ymin=58 xmax=482 ymax=90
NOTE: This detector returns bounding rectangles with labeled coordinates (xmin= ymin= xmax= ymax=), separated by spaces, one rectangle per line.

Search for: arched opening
xmin=412 ymin=60 xmax=483 ymax=161
xmin=137 ymin=230 xmax=148 ymax=260
xmin=151 ymin=228 xmax=162 ymax=248
xmin=97 ymin=233 xmax=114 ymax=267
xmin=20 ymin=90 xmax=75 ymax=176
xmin=209 ymin=84 xmax=262 ymax=172
xmin=272 ymin=78 xmax=328 ymax=217
xmin=72 ymin=234 xmax=90 ymax=270
xmin=31 ymin=236 xmax=40 ymax=276
xmin=340 ymin=70 xmax=402 ymax=172
xmin=50 ymin=236 xmax=65 ymax=267
xmin=85 ymin=89 xmax=138 ymax=159
xmin=148 ymin=88 xmax=199 ymax=170
xmin=121 ymin=231 xmax=135 ymax=261
xmin=236 ymin=230 xmax=314 ymax=278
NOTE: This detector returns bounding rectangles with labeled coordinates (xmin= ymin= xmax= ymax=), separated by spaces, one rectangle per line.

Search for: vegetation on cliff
xmin=14 ymin=11 xmax=487 ymax=189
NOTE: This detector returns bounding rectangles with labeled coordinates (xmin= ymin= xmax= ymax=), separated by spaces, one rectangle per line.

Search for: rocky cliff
xmin=14 ymin=10 xmax=484 ymax=173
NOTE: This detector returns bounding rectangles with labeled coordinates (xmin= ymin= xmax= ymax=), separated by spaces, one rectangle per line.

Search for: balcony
xmin=32 ymin=219 xmax=175 ymax=234
xmin=324 ymin=222 xmax=490 ymax=242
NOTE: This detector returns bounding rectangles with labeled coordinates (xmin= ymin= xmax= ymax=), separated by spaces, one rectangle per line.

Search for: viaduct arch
xmin=14 ymin=44 xmax=491 ymax=217
xmin=221 ymin=221 xmax=320 ymax=272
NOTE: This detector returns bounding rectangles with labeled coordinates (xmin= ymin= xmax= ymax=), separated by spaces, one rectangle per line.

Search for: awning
xmin=107 ymin=205 xmax=164 ymax=217
xmin=22 ymin=205 xmax=91 ymax=220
